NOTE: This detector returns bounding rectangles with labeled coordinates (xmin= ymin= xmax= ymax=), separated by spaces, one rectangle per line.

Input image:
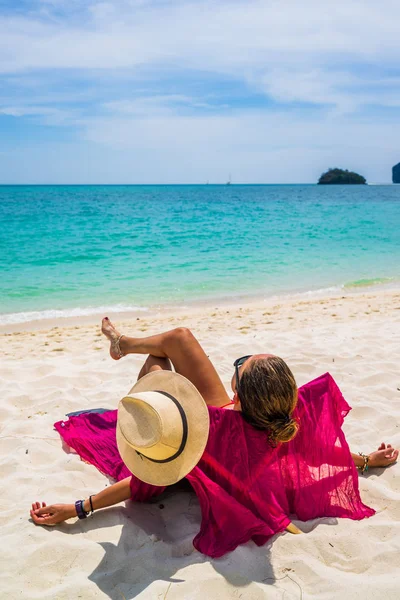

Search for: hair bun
xmin=269 ymin=417 xmax=299 ymax=444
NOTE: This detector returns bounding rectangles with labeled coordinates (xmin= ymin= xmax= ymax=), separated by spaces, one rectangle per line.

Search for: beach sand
xmin=1 ymin=290 xmax=399 ymax=599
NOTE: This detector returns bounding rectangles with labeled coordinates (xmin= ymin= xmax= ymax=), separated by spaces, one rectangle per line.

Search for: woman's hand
xmin=368 ymin=443 xmax=398 ymax=468
xmin=29 ymin=478 xmax=132 ymax=528
xmin=30 ymin=502 xmax=76 ymax=526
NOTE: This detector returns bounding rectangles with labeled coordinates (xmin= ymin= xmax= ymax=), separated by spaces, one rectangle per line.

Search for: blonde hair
xmin=239 ymin=356 xmax=299 ymax=445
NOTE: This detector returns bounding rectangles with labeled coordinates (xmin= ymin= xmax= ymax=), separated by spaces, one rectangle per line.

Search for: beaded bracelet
xmin=358 ymin=453 xmax=370 ymax=474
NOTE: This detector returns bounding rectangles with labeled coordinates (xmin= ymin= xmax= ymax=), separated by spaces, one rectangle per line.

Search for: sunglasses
xmin=233 ymin=355 xmax=253 ymax=398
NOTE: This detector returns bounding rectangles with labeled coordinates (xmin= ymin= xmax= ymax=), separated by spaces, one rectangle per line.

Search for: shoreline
xmin=1 ymin=283 xmax=399 ymax=334
xmin=2 ymin=289 xmax=399 ymax=376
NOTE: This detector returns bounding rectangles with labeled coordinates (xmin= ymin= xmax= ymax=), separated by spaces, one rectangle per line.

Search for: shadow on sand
xmin=57 ymin=482 xmax=337 ymax=599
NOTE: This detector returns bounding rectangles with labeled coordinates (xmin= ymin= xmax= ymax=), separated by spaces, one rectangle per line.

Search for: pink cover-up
xmin=54 ymin=372 xmax=374 ymax=558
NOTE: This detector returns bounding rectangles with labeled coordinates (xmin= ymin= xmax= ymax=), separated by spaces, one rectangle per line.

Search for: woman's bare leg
xmin=102 ymin=318 xmax=230 ymax=407
xmin=137 ymin=355 xmax=172 ymax=380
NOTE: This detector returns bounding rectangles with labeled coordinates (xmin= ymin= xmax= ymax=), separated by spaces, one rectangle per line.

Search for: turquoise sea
xmin=1 ymin=184 xmax=399 ymax=324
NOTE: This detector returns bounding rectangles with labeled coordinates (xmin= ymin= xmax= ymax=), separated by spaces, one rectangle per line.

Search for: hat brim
xmin=116 ymin=371 xmax=210 ymax=486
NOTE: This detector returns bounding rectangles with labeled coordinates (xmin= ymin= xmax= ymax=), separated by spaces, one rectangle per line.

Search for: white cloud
xmin=0 ymin=0 xmax=399 ymax=117
xmin=104 ymin=95 xmax=196 ymax=116
xmin=0 ymin=104 xmax=77 ymax=124
xmin=255 ymin=69 xmax=400 ymax=114
xmin=82 ymin=108 xmax=399 ymax=153
xmin=1 ymin=1 xmax=400 ymax=183
xmin=1 ymin=1 xmax=399 ymax=79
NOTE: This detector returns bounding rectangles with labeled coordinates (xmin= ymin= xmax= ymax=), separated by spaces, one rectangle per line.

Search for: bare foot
xmin=101 ymin=317 xmax=125 ymax=360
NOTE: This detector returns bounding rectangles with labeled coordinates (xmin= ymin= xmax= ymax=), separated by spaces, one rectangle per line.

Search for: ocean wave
xmin=1 ymin=304 xmax=149 ymax=325
xmin=288 ymin=285 xmax=344 ymax=298
xmin=291 ymin=277 xmax=398 ymax=298
xmin=343 ymin=277 xmax=397 ymax=289
xmin=263 ymin=278 xmax=400 ymax=303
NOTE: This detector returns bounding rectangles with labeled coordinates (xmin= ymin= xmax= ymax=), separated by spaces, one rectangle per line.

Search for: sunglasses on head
xmin=233 ymin=355 xmax=253 ymax=369
xmin=233 ymin=355 xmax=253 ymax=397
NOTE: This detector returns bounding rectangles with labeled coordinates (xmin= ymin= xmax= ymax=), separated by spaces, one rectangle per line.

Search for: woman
xmin=31 ymin=318 xmax=398 ymax=527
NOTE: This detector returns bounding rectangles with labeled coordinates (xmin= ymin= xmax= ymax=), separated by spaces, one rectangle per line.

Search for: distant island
xmin=318 ymin=168 xmax=367 ymax=185
xmin=392 ymin=163 xmax=400 ymax=184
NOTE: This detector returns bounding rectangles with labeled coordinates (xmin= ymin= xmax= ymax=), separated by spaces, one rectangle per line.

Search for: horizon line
xmin=0 ymin=182 xmax=394 ymax=186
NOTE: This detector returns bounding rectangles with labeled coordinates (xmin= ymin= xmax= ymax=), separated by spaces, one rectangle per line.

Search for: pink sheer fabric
xmin=54 ymin=372 xmax=374 ymax=557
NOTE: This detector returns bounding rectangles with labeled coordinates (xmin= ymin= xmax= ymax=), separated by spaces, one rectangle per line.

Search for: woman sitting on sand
xmin=30 ymin=318 xmax=398 ymax=538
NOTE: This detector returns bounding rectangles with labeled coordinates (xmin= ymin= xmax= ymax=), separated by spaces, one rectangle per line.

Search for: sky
xmin=0 ymin=0 xmax=400 ymax=184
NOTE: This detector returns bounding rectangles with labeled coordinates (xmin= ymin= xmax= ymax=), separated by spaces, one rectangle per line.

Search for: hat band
xmin=135 ymin=391 xmax=188 ymax=464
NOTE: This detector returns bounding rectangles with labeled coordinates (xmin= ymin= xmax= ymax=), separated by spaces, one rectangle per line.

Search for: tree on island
xmin=318 ymin=168 xmax=367 ymax=185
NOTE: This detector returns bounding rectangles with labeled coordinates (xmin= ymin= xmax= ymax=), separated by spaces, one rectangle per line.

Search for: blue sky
xmin=1 ymin=0 xmax=400 ymax=183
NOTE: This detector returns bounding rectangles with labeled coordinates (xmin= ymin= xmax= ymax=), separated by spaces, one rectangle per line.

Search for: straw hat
xmin=116 ymin=371 xmax=210 ymax=486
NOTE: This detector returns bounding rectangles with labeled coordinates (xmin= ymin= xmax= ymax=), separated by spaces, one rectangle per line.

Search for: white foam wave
xmin=289 ymin=285 xmax=344 ymax=298
xmin=1 ymin=304 xmax=149 ymax=325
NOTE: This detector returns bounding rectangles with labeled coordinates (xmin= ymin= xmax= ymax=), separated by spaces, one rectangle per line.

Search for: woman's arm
xmin=351 ymin=443 xmax=398 ymax=471
xmin=351 ymin=452 xmax=365 ymax=469
xmin=30 ymin=477 xmax=132 ymax=526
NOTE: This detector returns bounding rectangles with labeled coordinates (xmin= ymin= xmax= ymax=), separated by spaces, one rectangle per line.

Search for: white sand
xmin=1 ymin=290 xmax=399 ymax=599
